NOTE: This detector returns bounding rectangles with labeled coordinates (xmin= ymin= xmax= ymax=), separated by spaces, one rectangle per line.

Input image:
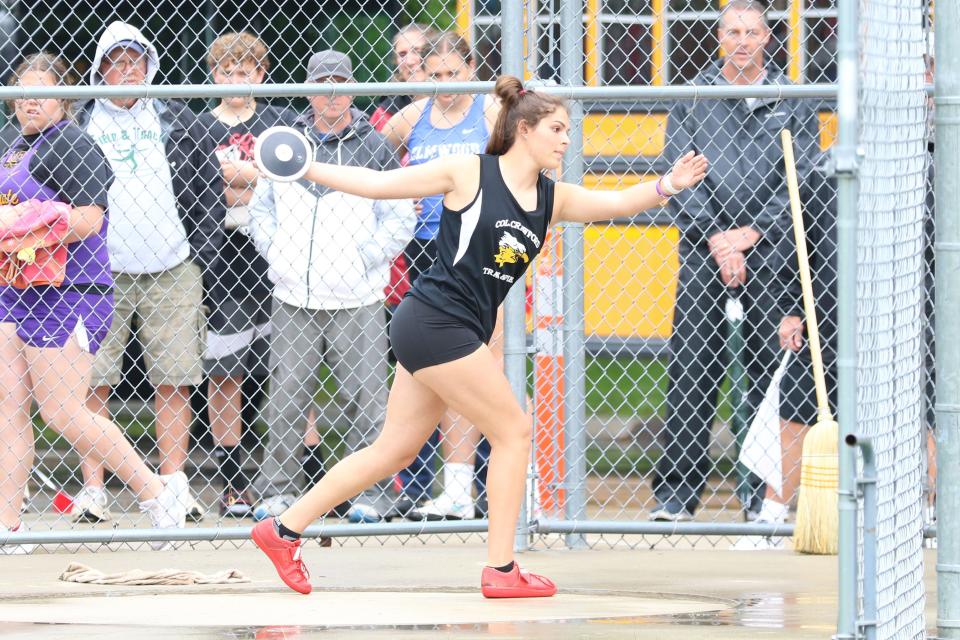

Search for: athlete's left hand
xmin=668 ymin=151 xmax=709 ymax=190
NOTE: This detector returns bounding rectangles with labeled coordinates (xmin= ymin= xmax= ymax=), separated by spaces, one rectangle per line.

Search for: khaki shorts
xmin=91 ymin=261 xmax=206 ymax=388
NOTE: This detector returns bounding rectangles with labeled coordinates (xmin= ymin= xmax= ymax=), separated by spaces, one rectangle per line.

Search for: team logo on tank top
xmin=493 ymin=231 xmax=529 ymax=267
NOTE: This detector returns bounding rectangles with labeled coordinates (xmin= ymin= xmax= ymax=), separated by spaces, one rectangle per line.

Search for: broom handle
xmin=781 ymin=129 xmax=834 ymax=424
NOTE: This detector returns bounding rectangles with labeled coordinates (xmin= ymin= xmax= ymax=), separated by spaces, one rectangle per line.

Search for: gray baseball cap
xmin=306 ymin=50 xmax=353 ymax=82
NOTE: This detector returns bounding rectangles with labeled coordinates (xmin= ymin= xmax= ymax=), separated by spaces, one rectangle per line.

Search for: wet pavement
xmin=0 ymin=538 xmax=939 ymax=638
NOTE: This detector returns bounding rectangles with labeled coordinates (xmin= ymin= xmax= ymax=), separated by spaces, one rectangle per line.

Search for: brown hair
xmin=207 ymin=32 xmax=270 ymax=71
xmin=423 ymin=31 xmax=474 ymax=67
xmin=718 ymin=0 xmax=768 ymax=30
xmin=391 ymin=23 xmax=437 ymax=81
xmin=486 ymin=75 xmax=567 ymax=156
xmin=393 ymin=23 xmax=436 ymax=49
xmin=7 ymin=53 xmax=76 ymax=118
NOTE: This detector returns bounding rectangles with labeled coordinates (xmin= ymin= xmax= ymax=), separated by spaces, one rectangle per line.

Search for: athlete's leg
xmin=411 ymin=345 xmax=530 ymax=568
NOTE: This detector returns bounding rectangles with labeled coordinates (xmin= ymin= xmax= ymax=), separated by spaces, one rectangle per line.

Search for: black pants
xmin=652 ymin=256 xmax=779 ymax=515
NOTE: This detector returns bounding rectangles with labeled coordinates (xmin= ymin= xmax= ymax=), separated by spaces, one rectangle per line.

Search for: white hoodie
xmin=86 ymin=22 xmax=188 ymax=274
xmin=248 ymin=115 xmax=415 ymax=310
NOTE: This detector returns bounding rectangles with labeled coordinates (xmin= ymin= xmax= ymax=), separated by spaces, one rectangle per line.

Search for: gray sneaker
xmin=252 ymin=493 xmax=297 ymax=522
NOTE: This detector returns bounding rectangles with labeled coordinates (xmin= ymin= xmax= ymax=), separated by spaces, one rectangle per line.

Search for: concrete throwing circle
xmin=0 ymin=590 xmax=728 ymax=627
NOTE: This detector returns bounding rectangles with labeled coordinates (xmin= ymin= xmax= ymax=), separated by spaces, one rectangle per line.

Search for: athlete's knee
xmin=488 ymin=414 xmax=532 ymax=451
xmin=369 ymin=437 xmax=422 ymax=474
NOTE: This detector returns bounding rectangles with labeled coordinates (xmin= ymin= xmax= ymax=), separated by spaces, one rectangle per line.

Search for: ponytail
xmin=486 ymin=75 xmax=566 ymax=156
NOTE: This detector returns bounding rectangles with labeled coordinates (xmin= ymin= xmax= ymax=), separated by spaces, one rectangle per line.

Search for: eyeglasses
xmin=103 ymin=54 xmax=146 ymax=73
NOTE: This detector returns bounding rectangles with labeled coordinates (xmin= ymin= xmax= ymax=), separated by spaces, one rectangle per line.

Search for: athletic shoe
xmin=251 ymin=519 xmax=312 ymax=594
xmin=219 ymin=487 xmax=254 ymax=518
xmin=409 ymin=495 xmax=476 ymax=521
xmin=393 ymin=494 xmax=418 ymax=519
xmin=139 ymin=473 xmax=188 ymax=551
xmin=648 ymin=505 xmax=693 ymax=522
xmin=0 ymin=522 xmax=36 ymax=555
xmin=347 ymin=502 xmax=382 ymax=523
xmin=481 ymin=563 xmax=557 ymax=598
xmin=730 ymin=535 xmax=785 ymax=551
xmin=186 ymin=497 xmax=205 ymax=523
xmin=71 ymin=485 xmax=113 ymax=523
xmin=252 ymin=493 xmax=297 ymax=522
xmin=159 ymin=472 xmax=205 ymax=522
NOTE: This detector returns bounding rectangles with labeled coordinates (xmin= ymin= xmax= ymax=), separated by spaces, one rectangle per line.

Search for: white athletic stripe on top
xmin=452 ymin=190 xmax=483 ymax=267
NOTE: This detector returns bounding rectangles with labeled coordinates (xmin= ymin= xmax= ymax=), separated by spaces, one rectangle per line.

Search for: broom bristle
xmin=793 ymin=419 xmax=839 ymax=555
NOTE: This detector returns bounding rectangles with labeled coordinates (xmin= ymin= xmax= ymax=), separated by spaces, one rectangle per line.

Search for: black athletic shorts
xmin=390 ymin=295 xmax=483 ymax=373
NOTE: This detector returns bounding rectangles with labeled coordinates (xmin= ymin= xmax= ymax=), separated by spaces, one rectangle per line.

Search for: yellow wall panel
xmin=583 ymin=113 xmax=667 ymax=157
xmin=584 ymin=224 xmax=679 ymax=339
xmin=583 ymin=111 xmax=837 ymax=159
xmin=819 ymin=112 xmax=837 ymax=150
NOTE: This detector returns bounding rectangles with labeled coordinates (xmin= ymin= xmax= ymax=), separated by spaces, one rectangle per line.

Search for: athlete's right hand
xmin=669 ymin=150 xmax=709 ymax=190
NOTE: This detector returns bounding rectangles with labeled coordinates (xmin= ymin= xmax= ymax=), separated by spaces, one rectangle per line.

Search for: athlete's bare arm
xmin=301 ymin=153 xmax=479 ymax=204
xmin=553 ymin=151 xmax=708 ymax=224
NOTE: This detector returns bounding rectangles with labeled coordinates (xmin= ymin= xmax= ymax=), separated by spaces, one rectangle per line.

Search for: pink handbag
xmin=0 ymin=200 xmax=71 ymax=288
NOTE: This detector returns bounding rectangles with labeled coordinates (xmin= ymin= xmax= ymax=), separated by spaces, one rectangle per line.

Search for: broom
xmin=781 ymin=129 xmax=838 ymax=555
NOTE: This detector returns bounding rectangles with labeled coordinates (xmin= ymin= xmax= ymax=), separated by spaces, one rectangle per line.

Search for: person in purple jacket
xmin=0 ymin=53 xmax=188 ymax=554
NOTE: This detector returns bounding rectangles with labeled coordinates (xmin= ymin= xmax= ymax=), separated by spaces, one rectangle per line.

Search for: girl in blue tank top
xmin=382 ymin=32 xmax=500 ymax=521
xmin=252 ymin=74 xmax=708 ymax=598
xmin=0 ymin=54 xmax=190 ymax=549
xmin=384 ymin=32 xmax=499 ymax=249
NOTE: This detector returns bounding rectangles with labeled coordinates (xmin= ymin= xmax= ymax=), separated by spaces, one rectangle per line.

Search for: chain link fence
xmin=0 ymin=4 xmax=933 ymax=625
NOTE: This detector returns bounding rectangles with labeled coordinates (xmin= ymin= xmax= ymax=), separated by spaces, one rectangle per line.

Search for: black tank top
xmin=410 ymin=154 xmax=555 ymax=342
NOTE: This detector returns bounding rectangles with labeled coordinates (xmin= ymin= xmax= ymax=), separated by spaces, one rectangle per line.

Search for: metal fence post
xmin=559 ymin=0 xmax=588 ymax=550
xmin=500 ymin=0 xmax=532 ymax=554
xmin=834 ymin=0 xmax=860 ymax=637
xmin=935 ymin=2 xmax=960 ymax=636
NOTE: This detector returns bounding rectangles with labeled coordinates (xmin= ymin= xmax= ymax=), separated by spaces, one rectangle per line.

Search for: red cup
xmin=52 ymin=490 xmax=73 ymax=514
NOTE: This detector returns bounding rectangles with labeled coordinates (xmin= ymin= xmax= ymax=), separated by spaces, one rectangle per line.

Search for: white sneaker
xmin=140 ymin=473 xmax=188 ymax=550
xmin=0 ymin=522 xmax=36 ymax=555
xmin=159 ymin=472 xmax=204 ymax=523
xmin=252 ymin=493 xmax=297 ymax=522
xmin=72 ymin=485 xmax=113 ymax=523
xmin=409 ymin=494 xmax=476 ymax=521
xmin=648 ymin=506 xmax=693 ymax=522
xmin=730 ymin=535 xmax=785 ymax=551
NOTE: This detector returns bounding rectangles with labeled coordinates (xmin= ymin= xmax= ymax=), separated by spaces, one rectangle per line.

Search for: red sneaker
xmin=251 ymin=519 xmax=312 ymax=594
xmin=480 ymin=563 xmax=557 ymax=598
